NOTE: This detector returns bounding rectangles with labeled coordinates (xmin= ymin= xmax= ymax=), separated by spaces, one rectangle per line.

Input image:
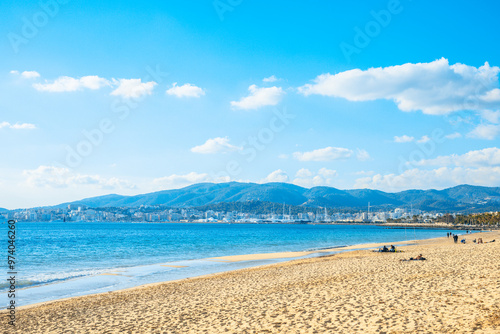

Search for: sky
xmin=1 ymin=0 xmax=500 ymax=209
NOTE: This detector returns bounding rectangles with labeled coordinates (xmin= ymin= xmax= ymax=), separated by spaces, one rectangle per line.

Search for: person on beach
xmin=453 ymin=235 xmax=458 ymax=243
xmin=400 ymin=254 xmax=426 ymax=261
xmin=390 ymin=245 xmax=396 ymax=252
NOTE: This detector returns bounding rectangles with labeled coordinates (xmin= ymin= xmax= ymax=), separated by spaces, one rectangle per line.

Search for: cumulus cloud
xmin=295 ymin=168 xmax=313 ymax=178
xmin=263 ymin=75 xmax=279 ymax=83
xmin=261 ymin=169 xmax=289 ymax=183
xmin=356 ymin=149 xmax=371 ymax=161
xmin=191 ymin=137 xmax=242 ymax=154
xmin=354 ymin=166 xmax=500 ymax=192
xmin=393 ymin=135 xmax=430 ymax=143
xmin=11 ymin=70 xmax=41 ymax=79
xmin=293 ymin=147 xmax=352 ymax=162
xmin=298 ymin=58 xmax=500 ymax=115
xmin=31 ymin=74 xmax=157 ymax=99
xmin=21 ymin=71 xmax=40 ymax=79
xmin=467 ymin=124 xmax=500 ymax=140
xmin=153 ymin=172 xmax=229 ymax=189
xmin=467 ymin=109 xmax=500 ymax=139
xmin=33 ymin=75 xmax=110 ymax=92
xmin=481 ymin=110 xmax=500 ymax=124
xmin=394 ymin=135 xmax=414 ymax=143
xmin=110 ymin=79 xmax=157 ymax=98
xmin=23 ymin=166 xmax=136 ymax=189
xmin=417 ymin=135 xmax=430 ymax=143
xmin=231 ymin=85 xmax=285 ymax=110
xmin=293 ymin=168 xmax=337 ymax=188
xmin=415 ymin=147 xmax=500 ymax=167
xmin=0 ymin=122 xmax=36 ymax=130
xmin=166 ymin=82 xmax=205 ymax=98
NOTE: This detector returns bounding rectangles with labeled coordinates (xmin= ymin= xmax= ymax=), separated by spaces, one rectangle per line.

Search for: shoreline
xmin=7 ymin=231 xmax=500 ymax=333
xmin=6 ymin=228 xmax=487 ymax=310
xmin=11 ymin=237 xmax=421 ymax=311
xmin=5 ymin=230 xmax=492 ymax=305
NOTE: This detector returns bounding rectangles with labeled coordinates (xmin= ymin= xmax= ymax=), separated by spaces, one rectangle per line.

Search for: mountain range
xmin=54 ymin=182 xmax=500 ymax=213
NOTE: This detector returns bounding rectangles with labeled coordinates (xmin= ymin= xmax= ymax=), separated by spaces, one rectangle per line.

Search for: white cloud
xmin=10 ymin=70 xmax=40 ymax=79
xmin=468 ymin=124 xmax=500 ymax=140
xmin=21 ymin=71 xmax=40 ymax=79
xmin=263 ymin=75 xmax=279 ymax=83
xmin=262 ymin=169 xmax=289 ymax=183
xmin=416 ymin=147 xmax=500 ymax=167
xmin=23 ymin=166 xmax=136 ymax=189
xmin=468 ymin=110 xmax=500 ymax=139
xmin=481 ymin=110 xmax=500 ymax=124
xmin=32 ymin=75 xmax=156 ymax=99
xmin=191 ymin=137 xmax=242 ymax=154
xmin=354 ymin=166 xmax=500 ymax=192
xmin=231 ymin=85 xmax=285 ymax=110
xmin=356 ymin=149 xmax=370 ymax=161
xmin=417 ymin=135 xmax=430 ymax=143
xmin=394 ymin=135 xmax=414 ymax=143
xmin=319 ymin=167 xmax=337 ymax=178
xmin=0 ymin=121 xmax=36 ymax=130
xmin=298 ymin=58 xmax=500 ymax=115
xmin=293 ymin=168 xmax=337 ymax=188
xmin=110 ymin=79 xmax=157 ymax=98
xmin=33 ymin=75 xmax=110 ymax=92
xmin=293 ymin=147 xmax=352 ymax=162
xmin=295 ymin=168 xmax=313 ymax=178
xmin=278 ymin=154 xmax=289 ymax=159
xmin=166 ymin=82 xmax=205 ymax=98
xmin=445 ymin=132 xmax=462 ymax=139
xmin=153 ymin=172 xmax=229 ymax=190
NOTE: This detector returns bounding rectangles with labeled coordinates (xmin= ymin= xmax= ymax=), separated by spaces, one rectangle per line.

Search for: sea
xmin=1 ymin=222 xmax=463 ymax=307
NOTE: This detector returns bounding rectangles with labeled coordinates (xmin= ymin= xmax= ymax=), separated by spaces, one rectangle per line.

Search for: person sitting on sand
xmin=477 ymin=238 xmax=483 ymax=244
xmin=390 ymin=245 xmax=396 ymax=252
xmin=379 ymin=245 xmax=389 ymax=252
xmin=400 ymin=254 xmax=426 ymax=261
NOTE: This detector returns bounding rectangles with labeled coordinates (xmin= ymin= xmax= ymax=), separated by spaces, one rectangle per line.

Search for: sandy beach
xmin=4 ymin=231 xmax=500 ymax=333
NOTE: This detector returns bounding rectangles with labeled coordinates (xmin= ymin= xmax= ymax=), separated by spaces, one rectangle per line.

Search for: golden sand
xmin=4 ymin=231 xmax=499 ymax=333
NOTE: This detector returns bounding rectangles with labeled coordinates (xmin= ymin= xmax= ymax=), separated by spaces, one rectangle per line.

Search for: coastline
xmin=5 ymin=230 xmax=500 ymax=333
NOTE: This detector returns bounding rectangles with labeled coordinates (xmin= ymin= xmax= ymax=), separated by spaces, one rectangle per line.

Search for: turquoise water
xmin=1 ymin=222 xmax=461 ymax=306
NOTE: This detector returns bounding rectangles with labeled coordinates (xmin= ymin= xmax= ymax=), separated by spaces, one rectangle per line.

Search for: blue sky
xmin=2 ymin=0 xmax=500 ymax=209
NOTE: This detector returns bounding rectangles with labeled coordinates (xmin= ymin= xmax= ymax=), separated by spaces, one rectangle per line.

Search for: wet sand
xmin=4 ymin=231 xmax=499 ymax=333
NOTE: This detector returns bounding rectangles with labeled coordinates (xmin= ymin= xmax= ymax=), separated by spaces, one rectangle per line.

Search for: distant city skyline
xmin=2 ymin=1 xmax=500 ymax=209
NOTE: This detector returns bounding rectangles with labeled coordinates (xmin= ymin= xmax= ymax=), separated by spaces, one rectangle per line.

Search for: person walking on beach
xmin=453 ymin=234 xmax=458 ymax=243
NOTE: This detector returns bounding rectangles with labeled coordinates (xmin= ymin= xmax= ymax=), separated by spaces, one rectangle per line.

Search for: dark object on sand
xmin=401 ymin=254 xmax=426 ymax=261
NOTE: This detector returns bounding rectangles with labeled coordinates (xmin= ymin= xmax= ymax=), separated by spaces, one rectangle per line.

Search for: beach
xmin=5 ymin=231 xmax=500 ymax=333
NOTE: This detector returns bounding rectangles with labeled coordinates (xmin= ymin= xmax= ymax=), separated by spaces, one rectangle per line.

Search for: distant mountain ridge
xmin=54 ymin=182 xmax=500 ymax=212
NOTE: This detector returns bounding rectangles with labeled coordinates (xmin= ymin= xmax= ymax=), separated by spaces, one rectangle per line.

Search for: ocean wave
xmin=0 ymin=269 xmax=108 ymax=291
xmin=0 ymin=280 xmax=38 ymax=290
